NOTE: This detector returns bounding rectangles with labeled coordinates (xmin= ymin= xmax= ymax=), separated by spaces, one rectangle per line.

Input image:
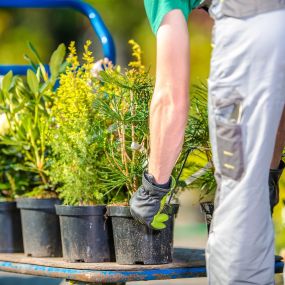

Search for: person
xmin=130 ymin=0 xmax=285 ymax=283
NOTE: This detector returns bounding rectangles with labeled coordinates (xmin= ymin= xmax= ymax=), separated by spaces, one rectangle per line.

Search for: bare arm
xmin=148 ymin=9 xmax=190 ymax=184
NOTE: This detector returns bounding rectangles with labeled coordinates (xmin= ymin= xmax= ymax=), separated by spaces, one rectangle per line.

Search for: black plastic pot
xmin=108 ymin=204 xmax=179 ymax=265
xmin=16 ymin=198 xmax=62 ymax=257
xmin=55 ymin=205 xmax=115 ymax=263
xmin=200 ymin=202 xmax=214 ymax=234
xmin=0 ymin=201 xmax=23 ymax=253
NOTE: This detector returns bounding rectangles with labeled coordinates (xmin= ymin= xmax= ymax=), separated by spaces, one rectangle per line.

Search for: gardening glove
xmin=130 ymin=171 xmax=173 ymax=230
xmin=269 ymin=160 xmax=285 ymax=214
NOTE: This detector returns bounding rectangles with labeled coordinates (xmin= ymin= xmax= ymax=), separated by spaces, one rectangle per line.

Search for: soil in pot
xmin=0 ymin=201 xmax=23 ymax=253
xmin=108 ymin=204 xmax=179 ymax=265
xmin=200 ymin=201 xmax=214 ymax=234
xmin=55 ymin=205 xmax=115 ymax=263
xmin=16 ymin=198 xmax=62 ymax=257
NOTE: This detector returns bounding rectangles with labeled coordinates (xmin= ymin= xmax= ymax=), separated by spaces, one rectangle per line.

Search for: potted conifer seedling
xmin=0 ymin=44 xmax=66 ymax=257
xmin=51 ymin=42 xmax=115 ymax=263
xmin=93 ymin=40 xmax=180 ymax=265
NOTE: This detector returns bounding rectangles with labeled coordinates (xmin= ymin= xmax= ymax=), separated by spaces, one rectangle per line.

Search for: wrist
xmin=145 ymin=171 xmax=171 ymax=189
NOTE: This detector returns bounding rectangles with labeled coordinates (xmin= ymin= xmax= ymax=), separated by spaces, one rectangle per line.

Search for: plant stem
xmin=39 ymin=170 xmax=48 ymax=185
xmin=120 ymin=123 xmax=129 ymax=175
xmin=130 ymin=90 xmax=137 ymax=191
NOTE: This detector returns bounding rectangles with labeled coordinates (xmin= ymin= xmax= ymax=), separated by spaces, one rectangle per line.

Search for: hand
xmin=130 ymin=171 xmax=172 ymax=230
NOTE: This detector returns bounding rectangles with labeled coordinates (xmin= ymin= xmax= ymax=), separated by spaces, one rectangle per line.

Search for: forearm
xmin=147 ymin=9 xmax=190 ymax=184
xmin=148 ymin=85 xmax=189 ymax=184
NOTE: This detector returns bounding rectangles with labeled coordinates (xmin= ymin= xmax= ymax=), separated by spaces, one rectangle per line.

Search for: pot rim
xmin=16 ymin=198 xmax=61 ymax=210
xmin=107 ymin=204 xmax=180 ymax=217
xmin=55 ymin=204 xmax=107 ymax=216
xmin=0 ymin=201 xmax=17 ymax=211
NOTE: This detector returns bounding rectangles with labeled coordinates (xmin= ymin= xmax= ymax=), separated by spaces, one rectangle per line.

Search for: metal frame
xmin=0 ymin=260 xmax=207 ymax=283
xmin=0 ymin=0 xmax=116 ymax=75
xmin=0 ymin=258 xmax=283 ymax=284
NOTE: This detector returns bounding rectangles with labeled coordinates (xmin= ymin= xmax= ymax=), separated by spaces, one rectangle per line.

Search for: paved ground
xmin=0 ymin=273 xmax=61 ymax=285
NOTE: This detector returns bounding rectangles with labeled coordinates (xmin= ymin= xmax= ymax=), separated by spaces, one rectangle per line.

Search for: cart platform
xmin=0 ymin=248 xmax=283 ymax=284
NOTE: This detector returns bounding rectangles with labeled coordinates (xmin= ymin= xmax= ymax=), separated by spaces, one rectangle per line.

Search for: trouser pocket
xmin=212 ymin=87 xmax=245 ymax=180
xmin=216 ymin=120 xmax=244 ymax=180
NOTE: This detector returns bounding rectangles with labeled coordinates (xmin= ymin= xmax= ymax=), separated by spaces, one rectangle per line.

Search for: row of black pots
xmin=0 ymin=199 xmax=62 ymax=257
xmin=0 ymin=199 xmax=180 ymax=265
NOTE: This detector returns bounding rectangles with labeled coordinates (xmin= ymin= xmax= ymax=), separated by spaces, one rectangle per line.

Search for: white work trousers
xmin=206 ymin=9 xmax=285 ymax=285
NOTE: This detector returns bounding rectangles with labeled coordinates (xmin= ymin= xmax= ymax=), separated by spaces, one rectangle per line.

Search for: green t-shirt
xmin=144 ymin=0 xmax=202 ymax=34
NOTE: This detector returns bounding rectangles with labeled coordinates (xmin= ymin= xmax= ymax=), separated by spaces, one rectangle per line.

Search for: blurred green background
xmin=0 ymin=0 xmax=284 ymax=258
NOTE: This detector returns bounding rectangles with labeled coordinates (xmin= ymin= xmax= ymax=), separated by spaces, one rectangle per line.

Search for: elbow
xmin=150 ymin=84 xmax=190 ymax=115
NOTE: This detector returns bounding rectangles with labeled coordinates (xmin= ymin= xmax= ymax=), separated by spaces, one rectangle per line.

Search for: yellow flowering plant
xmin=49 ymin=41 xmax=107 ymax=205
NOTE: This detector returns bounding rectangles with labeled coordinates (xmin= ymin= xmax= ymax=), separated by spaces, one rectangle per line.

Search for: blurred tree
xmin=0 ymin=2 xmax=213 ymax=85
xmin=0 ymin=8 xmax=82 ymax=64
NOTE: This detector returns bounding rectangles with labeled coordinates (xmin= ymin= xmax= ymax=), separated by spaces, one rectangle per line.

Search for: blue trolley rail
xmin=0 ymin=0 xmax=116 ymax=76
xmin=0 ymin=248 xmax=283 ymax=284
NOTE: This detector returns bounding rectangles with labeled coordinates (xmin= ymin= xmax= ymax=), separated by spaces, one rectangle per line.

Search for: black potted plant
xmin=50 ymin=41 xmax=115 ymax=263
xmin=0 ymin=43 xmax=66 ymax=257
xmin=92 ymin=40 xmax=180 ymax=265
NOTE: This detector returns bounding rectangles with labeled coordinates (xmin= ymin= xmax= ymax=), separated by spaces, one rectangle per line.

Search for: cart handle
xmin=0 ymin=0 xmax=116 ymax=75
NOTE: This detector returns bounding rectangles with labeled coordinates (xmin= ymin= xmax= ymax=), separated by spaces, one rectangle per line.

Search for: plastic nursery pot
xmin=55 ymin=205 xmax=115 ymax=263
xmin=200 ymin=202 xmax=214 ymax=234
xmin=16 ymin=198 xmax=62 ymax=257
xmin=0 ymin=201 xmax=24 ymax=253
xmin=107 ymin=204 xmax=179 ymax=265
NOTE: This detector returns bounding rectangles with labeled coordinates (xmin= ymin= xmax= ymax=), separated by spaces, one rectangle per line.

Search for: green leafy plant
xmin=93 ymin=40 xmax=153 ymax=204
xmin=0 ymin=110 xmax=27 ymax=201
xmin=0 ymin=43 xmax=66 ymax=198
xmin=0 ymin=144 xmax=29 ymax=201
xmin=181 ymin=84 xmax=216 ymax=202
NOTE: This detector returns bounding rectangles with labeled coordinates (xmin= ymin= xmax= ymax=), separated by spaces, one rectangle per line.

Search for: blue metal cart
xmin=0 ymin=249 xmax=283 ymax=284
